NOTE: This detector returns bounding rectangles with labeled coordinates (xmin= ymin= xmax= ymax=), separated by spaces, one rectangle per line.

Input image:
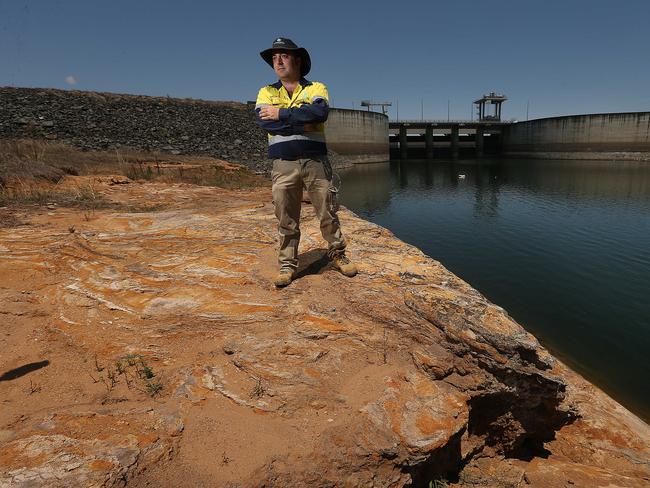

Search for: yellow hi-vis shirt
xmin=255 ymin=78 xmax=329 ymax=160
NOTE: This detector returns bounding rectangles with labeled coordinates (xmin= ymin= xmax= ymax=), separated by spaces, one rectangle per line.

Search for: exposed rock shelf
xmin=0 ymin=177 xmax=648 ymax=487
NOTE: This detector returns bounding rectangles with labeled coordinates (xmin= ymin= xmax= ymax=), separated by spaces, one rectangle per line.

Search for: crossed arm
xmin=255 ymin=98 xmax=329 ymax=136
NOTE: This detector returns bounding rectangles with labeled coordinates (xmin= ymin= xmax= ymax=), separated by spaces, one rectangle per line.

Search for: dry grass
xmin=0 ymin=139 xmax=268 ymax=208
xmin=0 ymin=179 xmax=107 ymax=209
xmin=1 ymin=138 xmax=226 ymax=175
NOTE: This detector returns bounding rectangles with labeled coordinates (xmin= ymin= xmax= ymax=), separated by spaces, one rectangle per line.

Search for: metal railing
xmin=389 ymin=119 xmax=516 ymax=125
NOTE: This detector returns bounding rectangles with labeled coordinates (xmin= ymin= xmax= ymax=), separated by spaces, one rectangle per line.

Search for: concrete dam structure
xmin=325 ymin=108 xmax=389 ymax=163
xmin=389 ymin=120 xmax=509 ymax=159
xmin=389 ymin=112 xmax=650 ymax=161
xmin=502 ymin=112 xmax=650 ymax=161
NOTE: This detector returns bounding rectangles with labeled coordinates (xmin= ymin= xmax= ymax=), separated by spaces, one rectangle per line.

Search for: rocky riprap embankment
xmin=0 ymin=176 xmax=648 ymax=487
xmin=0 ymin=87 xmax=271 ymax=171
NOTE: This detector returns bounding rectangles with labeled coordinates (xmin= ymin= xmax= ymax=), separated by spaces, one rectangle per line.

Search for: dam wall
xmin=502 ymin=112 xmax=650 ymax=160
xmin=325 ymin=108 xmax=389 ymax=163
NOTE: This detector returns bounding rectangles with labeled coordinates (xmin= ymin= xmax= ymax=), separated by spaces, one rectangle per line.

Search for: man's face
xmin=272 ymin=50 xmax=301 ymax=81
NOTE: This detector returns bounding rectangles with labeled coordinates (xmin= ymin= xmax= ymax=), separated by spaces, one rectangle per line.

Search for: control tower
xmin=474 ymin=92 xmax=507 ymax=121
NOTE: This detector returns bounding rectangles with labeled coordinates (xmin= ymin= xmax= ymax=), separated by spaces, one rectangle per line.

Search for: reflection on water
xmin=339 ymin=159 xmax=650 ymax=421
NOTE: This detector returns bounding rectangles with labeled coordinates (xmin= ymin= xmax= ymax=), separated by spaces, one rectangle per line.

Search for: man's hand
xmin=259 ymin=106 xmax=280 ymax=121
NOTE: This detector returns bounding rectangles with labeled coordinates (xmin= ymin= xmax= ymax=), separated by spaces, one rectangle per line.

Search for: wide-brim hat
xmin=260 ymin=37 xmax=311 ymax=77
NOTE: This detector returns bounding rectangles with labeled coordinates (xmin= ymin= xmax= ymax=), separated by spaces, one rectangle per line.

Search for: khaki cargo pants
xmin=271 ymin=156 xmax=346 ymax=273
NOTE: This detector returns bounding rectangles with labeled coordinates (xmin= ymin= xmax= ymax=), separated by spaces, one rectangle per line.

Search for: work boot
xmin=331 ymin=253 xmax=358 ymax=277
xmin=273 ymin=270 xmax=294 ymax=288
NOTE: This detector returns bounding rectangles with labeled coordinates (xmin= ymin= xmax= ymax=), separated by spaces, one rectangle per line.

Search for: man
xmin=256 ymin=37 xmax=357 ymax=287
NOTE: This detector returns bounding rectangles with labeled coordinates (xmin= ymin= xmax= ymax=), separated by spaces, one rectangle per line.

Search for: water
xmin=338 ymin=159 xmax=650 ymax=422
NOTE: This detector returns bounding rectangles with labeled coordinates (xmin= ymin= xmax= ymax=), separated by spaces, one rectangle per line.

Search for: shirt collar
xmin=270 ymin=78 xmax=312 ymax=89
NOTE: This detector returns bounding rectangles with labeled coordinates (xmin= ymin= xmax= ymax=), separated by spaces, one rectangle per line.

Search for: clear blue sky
xmin=1 ymin=0 xmax=649 ymax=121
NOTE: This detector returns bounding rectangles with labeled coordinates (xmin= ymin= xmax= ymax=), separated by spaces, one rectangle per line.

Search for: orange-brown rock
xmin=1 ymin=176 xmax=648 ymax=487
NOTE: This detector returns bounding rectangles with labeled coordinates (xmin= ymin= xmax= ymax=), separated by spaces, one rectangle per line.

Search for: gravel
xmin=0 ymin=87 xmax=271 ymax=172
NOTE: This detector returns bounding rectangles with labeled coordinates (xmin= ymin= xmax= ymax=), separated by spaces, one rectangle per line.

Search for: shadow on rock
xmin=0 ymin=360 xmax=50 ymax=381
xmin=293 ymin=249 xmax=331 ymax=280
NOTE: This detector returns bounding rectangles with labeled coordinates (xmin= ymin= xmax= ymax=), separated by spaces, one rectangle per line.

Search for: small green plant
xmin=124 ymin=353 xmax=139 ymax=367
xmin=141 ymin=362 xmax=155 ymax=379
xmin=250 ymin=377 xmax=265 ymax=399
xmin=115 ymin=360 xmax=126 ymax=375
xmin=94 ymin=355 xmax=104 ymax=372
xmin=28 ymin=379 xmax=42 ymax=394
xmin=90 ymin=353 xmax=163 ymax=397
xmin=146 ymin=381 xmax=163 ymax=397
xmin=107 ymin=368 xmax=118 ymax=388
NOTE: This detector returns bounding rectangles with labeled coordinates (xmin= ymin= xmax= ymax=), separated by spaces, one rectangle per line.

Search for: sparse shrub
xmin=0 ymin=139 xmax=48 ymax=163
xmin=250 ymin=377 xmax=265 ymax=399
xmin=90 ymin=353 xmax=163 ymax=397
xmin=146 ymin=381 xmax=163 ymax=397
xmin=141 ymin=362 xmax=155 ymax=379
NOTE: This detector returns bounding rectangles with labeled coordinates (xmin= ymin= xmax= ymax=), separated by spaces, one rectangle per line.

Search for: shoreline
xmin=338 ymin=157 xmax=650 ymax=424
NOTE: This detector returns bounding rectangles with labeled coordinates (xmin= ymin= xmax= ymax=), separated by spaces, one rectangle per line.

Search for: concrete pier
xmin=476 ymin=127 xmax=484 ymax=158
xmin=425 ymin=125 xmax=434 ymax=159
xmin=399 ymin=125 xmax=408 ymax=160
xmin=450 ymin=125 xmax=459 ymax=159
xmin=389 ymin=120 xmax=511 ymax=159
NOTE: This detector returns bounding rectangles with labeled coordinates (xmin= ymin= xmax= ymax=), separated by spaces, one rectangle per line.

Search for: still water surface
xmin=338 ymin=159 xmax=650 ymax=421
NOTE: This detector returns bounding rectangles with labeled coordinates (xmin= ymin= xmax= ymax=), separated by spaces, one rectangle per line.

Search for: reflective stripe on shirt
xmin=269 ymin=133 xmax=326 ymax=146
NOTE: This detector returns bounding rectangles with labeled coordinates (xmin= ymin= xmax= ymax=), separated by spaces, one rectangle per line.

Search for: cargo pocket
xmin=327 ymin=184 xmax=340 ymax=214
xmin=322 ymin=156 xmax=333 ymax=181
